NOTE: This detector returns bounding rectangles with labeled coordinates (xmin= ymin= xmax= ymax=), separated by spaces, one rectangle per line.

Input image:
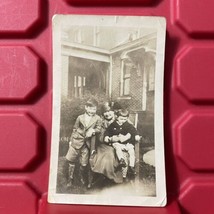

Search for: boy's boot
xmin=129 ymin=166 xmax=137 ymax=176
xmin=123 ymin=177 xmax=129 ymax=183
xmin=87 ymin=169 xmax=94 ymax=189
xmin=118 ymin=158 xmax=126 ymax=168
xmin=79 ymin=165 xmax=86 ymax=185
xmin=67 ymin=163 xmax=75 ymax=188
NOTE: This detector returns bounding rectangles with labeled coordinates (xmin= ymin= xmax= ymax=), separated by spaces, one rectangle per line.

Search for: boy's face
xmin=85 ymin=106 xmax=97 ymax=116
xmin=117 ymin=116 xmax=128 ymax=125
xmin=103 ymin=110 xmax=114 ymax=121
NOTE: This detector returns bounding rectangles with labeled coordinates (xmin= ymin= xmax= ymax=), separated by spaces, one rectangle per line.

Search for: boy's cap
xmin=85 ymin=98 xmax=98 ymax=107
xmin=116 ymin=109 xmax=129 ymax=117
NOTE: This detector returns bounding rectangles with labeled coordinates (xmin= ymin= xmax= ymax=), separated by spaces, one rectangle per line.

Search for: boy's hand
xmin=104 ymin=136 xmax=111 ymax=143
xmin=72 ymin=129 xmax=79 ymax=138
xmin=135 ymin=135 xmax=142 ymax=142
xmin=69 ymin=141 xmax=72 ymax=147
xmin=86 ymin=129 xmax=95 ymax=138
xmin=91 ymin=150 xmax=96 ymax=156
xmin=112 ymin=135 xmax=120 ymax=142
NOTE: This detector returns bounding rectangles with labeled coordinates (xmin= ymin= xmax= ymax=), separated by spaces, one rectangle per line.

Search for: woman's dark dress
xmin=89 ymin=120 xmax=123 ymax=183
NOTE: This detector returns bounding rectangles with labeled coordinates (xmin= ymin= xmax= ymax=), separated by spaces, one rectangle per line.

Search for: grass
xmin=56 ymin=142 xmax=156 ymax=196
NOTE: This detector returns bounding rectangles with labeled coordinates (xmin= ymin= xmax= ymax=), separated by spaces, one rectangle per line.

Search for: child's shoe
xmin=123 ymin=177 xmax=129 ymax=183
xmin=119 ymin=158 xmax=126 ymax=168
xmin=79 ymin=166 xmax=86 ymax=186
xmin=129 ymin=166 xmax=137 ymax=175
xmin=66 ymin=178 xmax=73 ymax=188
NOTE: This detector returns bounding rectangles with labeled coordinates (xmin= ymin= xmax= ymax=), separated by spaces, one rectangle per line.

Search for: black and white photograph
xmin=48 ymin=15 xmax=166 ymax=207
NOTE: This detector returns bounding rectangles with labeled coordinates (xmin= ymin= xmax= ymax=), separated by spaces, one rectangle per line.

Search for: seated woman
xmin=89 ymin=102 xmax=124 ymax=185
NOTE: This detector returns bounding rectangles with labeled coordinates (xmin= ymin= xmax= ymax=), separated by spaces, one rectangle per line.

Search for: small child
xmin=65 ymin=98 xmax=102 ymax=187
xmin=104 ymin=109 xmax=140 ymax=178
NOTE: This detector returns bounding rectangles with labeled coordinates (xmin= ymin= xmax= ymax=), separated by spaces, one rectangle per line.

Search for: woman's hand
xmin=104 ymin=135 xmax=120 ymax=144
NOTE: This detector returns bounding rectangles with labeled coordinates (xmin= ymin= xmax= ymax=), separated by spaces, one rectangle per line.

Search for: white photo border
xmin=48 ymin=14 xmax=166 ymax=207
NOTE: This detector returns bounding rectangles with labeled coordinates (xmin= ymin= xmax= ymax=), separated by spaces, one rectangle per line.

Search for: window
xmin=83 ymin=76 xmax=86 ymax=87
xmin=148 ymin=66 xmax=155 ymax=91
xmin=78 ymin=76 xmax=82 ymax=97
xmin=74 ymin=76 xmax=77 ymax=97
xmin=123 ymin=63 xmax=131 ymax=96
xmin=74 ymin=75 xmax=85 ymax=98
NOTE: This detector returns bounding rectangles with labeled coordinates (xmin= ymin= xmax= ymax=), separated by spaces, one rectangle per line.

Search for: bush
xmin=60 ymin=93 xmax=109 ymax=139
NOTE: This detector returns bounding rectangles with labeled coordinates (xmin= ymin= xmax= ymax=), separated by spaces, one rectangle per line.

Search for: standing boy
xmin=65 ymin=98 xmax=102 ymax=187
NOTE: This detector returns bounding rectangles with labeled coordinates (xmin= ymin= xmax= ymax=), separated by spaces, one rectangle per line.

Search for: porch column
xmin=109 ymin=55 xmax=113 ymax=98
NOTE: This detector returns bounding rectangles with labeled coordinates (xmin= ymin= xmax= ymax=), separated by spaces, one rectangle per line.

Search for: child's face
xmin=117 ymin=116 xmax=128 ymax=125
xmin=85 ymin=106 xmax=97 ymax=116
xmin=103 ymin=110 xmax=114 ymax=121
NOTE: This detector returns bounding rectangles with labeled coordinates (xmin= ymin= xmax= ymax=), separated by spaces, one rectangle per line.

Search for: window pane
xmin=74 ymin=76 xmax=77 ymax=88
xmin=124 ymin=79 xmax=130 ymax=95
xmin=78 ymin=76 xmax=82 ymax=87
xmin=149 ymin=66 xmax=155 ymax=91
xmin=79 ymin=87 xmax=82 ymax=97
xmin=124 ymin=64 xmax=131 ymax=77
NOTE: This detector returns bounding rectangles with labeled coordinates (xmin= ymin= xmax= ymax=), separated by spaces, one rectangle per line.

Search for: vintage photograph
xmin=48 ymin=15 xmax=166 ymax=206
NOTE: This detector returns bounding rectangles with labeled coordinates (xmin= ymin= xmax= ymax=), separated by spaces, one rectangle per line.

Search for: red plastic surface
xmin=0 ymin=0 xmax=41 ymax=35
xmin=0 ymin=47 xmax=41 ymax=101
xmin=0 ymin=0 xmax=214 ymax=213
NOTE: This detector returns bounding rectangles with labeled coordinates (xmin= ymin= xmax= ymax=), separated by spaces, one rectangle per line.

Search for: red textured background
xmin=0 ymin=0 xmax=214 ymax=213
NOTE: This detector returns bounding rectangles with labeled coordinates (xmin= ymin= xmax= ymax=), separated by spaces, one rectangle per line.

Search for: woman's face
xmin=103 ymin=110 xmax=114 ymax=121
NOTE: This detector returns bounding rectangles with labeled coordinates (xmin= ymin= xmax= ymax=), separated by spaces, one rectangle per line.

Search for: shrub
xmin=60 ymin=93 xmax=108 ymax=139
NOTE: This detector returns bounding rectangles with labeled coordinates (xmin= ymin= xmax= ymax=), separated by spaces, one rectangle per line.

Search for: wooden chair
xmin=122 ymin=111 xmax=141 ymax=181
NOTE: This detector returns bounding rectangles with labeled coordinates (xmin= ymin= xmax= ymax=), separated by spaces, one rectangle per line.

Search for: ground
xmin=56 ymin=142 xmax=156 ymax=196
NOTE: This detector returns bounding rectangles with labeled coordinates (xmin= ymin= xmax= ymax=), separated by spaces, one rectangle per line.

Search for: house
xmin=60 ymin=23 xmax=157 ymax=143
